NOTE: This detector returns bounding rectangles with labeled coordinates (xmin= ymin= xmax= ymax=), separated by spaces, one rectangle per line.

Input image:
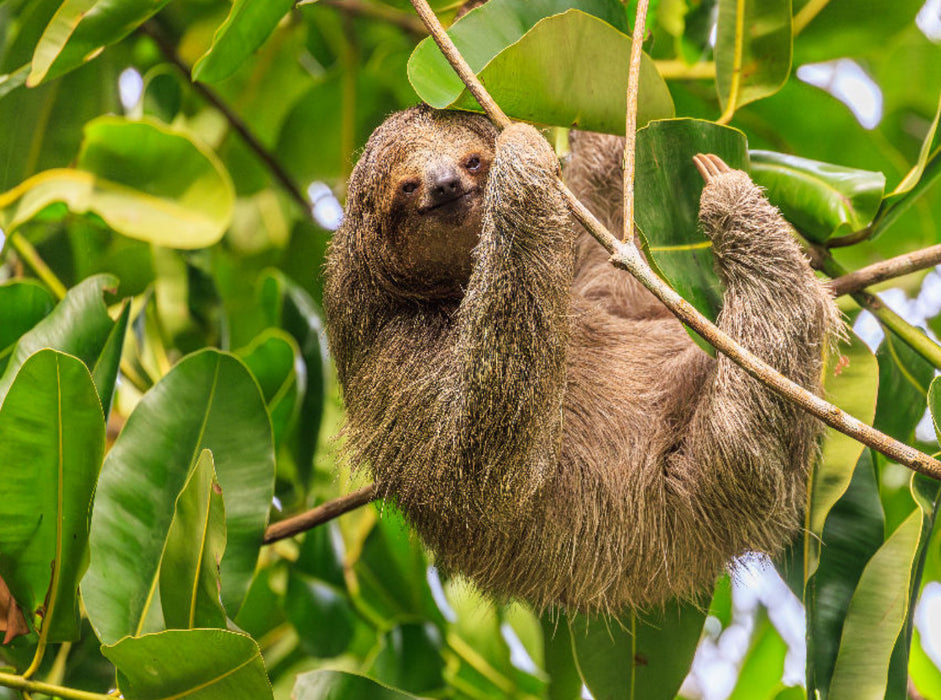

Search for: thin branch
xmin=827 ymin=243 xmax=941 ymax=296
xmin=407 ymin=0 xmax=941 ymax=481
xmin=826 ymin=225 xmax=873 ymax=249
xmin=621 ymin=0 xmax=649 ymax=242
xmin=8 ymin=232 xmax=67 ymax=300
xmin=263 ymin=484 xmax=379 ymax=543
xmin=140 ymin=22 xmax=312 ymax=219
xmin=408 ymin=0 xmax=510 ymax=128
xmin=0 ymin=672 xmax=113 ymax=700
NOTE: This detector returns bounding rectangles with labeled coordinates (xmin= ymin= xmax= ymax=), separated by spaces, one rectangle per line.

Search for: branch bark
xmin=263 ymin=484 xmax=378 ymax=543
xmin=621 ymin=0 xmax=649 ymax=242
xmin=827 ymin=243 xmax=941 ymax=296
xmin=407 ymin=0 xmax=941 ymax=482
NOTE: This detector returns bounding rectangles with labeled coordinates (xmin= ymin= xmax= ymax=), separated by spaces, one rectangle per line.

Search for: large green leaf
xmin=0 ymin=350 xmax=104 ymax=642
xmin=192 ymin=0 xmax=295 ymax=84
xmin=0 ymin=281 xmax=54 ymax=376
xmin=102 ymin=629 xmax=273 ymax=700
xmin=0 ymin=274 xmax=122 ymax=407
xmin=873 ymin=333 xmax=934 ymax=444
xmin=83 ymin=349 xmax=275 ymax=644
xmin=0 ymin=117 xmax=235 ymax=249
xmin=408 ymin=1 xmax=674 ymax=133
xmin=634 ymin=118 xmax=748 ymax=347
xmin=807 ymin=331 xmax=879 ymax=574
xmin=258 ymin=271 xmax=325 ymax=488
xmin=750 ymin=150 xmax=886 ymax=242
xmin=236 ymin=329 xmax=301 ymax=449
xmin=27 ymin=0 xmax=173 ymax=85
xmin=715 ymin=0 xmax=792 ymax=118
xmin=826 ymin=507 xmax=924 ymax=700
xmin=568 ymin=600 xmax=707 ymax=700
xmin=160 ymin=449 xmax=227 ymax=631
xmin=806 ymin=451 xmax=885 ymax=698
xmin=284 ymin=572 xmax=357 ymax=658
xmin=367 ymin=623 xmax=447 ymax=696
xmin=293 ymin=670 xmax=422 ymax=700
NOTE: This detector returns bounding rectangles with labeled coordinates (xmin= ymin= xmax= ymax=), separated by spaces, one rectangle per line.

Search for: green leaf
xmin=807 ymin=331 xmax=879 ymax=574
xmin=408 ymin=1 xmax=674 ymax=133
xmin=885 ymin=91 xmax=941 ymax=202
xmin=0 ymin=274 xmax=121 ymax=407
xmin=806 ymin=451 xmax=885 ymax=697
xmin=284 ymin=572 xmax=356 ymax=658
xmin=160 ymin=449 xmax=227 ymax=631
xmin=715 ymin=0 xmax=792 ymax=118
xmin=0 ymin=350 xmax=104 ymax=642
xmin=568 ymin=599 xmax=707 ymax=700
xmin=236 ymin=329 xmax=301 ymax=449
xmin=873 ymin=332 xmax=934 ymax=444
xmin=102 ymin=629 xmax=273 ymax=700
xmin=727 ymin=614 xmax=788 ymax=700
xmin=367 ymin=623 xmax=446 ymax=696
xmin=258 ymin=271 xmax=326 ymax=488
xmin=750 ymin=150 xmax=886 ymax=242
xmin=634 ymin=118 xmax=748 ymax=347
xmin=27 ymin=0 xmax=173 ymax=86
xmin=83 ymin=349 xmax=275 ymax=645
xmin=192 ymin=0 xmax=295 ymax=84
xmin=0 ymin=281 xmax=54 ymax=375
xmin=541 ymin=614 xmax=581 ymax=700
xmin=0 ymin=117 xmax=235 ymax=249
xmin=827 ymin=508 xmax=924 ymax=700
xmin=293 ymin=670 xmax=422 ymax=700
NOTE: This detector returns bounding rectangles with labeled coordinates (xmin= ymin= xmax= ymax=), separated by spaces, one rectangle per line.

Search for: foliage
xmin=0 ymin=0 xmax=939 ymax=698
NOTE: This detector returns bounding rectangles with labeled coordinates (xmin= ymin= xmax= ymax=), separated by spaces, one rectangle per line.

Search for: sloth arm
xmin=659 ymin=162 xmax=834 ymax=558
xmin=342 ymin=123 xmax=577 ymax=511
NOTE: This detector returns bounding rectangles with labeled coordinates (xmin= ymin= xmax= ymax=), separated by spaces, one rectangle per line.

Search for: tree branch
xmin=621 ymin=0 xmax=649 ymax=242
xmin=407 ymin=0 xmax=941 ymax=481
xmin=263 ymin=484 xmax=378 ymax=543
xmin=827 ymin=243 xmax=941 ymax=296
xmin=140 ymin=22 xmax=313 ymax=220
xmin=0 ymin=672 xmax=113 ymax=700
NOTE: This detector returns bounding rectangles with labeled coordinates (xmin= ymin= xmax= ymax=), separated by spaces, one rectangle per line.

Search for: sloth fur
xmin=323 ymin=105 xmax=840 ymax=613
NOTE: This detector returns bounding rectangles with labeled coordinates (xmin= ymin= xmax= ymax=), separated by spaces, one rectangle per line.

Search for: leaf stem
xmin=140 ymin=22 xmax=313 ymax=220
xmin=8 ymin=232 xmax=67 ymax=300
xmin=654 ymin=59 xmax=716 ymax=80
xmin=0 ymin=671 xmax=114 ymax=700
xmin=263 ymin=483 xmax=378 ymax=543
xmin=621 ymin=0 xmax=649 ymax=242
xmin=407 ymin=0 xmax=941 ymax=482
xmin=827 ymin=243 xmax=941 ymax=296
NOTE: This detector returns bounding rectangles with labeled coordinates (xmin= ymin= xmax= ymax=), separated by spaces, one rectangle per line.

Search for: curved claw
xmin=693 ymin=153 xmax=732 ymax=184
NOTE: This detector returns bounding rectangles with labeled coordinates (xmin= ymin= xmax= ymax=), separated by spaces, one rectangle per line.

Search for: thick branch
xmin=827 ymin=243 xmax=941 ymax=296
xmin=141 ymin=22 xmax=312 ymax=219
xmin=263 ymin=484 xmax=378 ymax=543
xmin=408 ymin=0 xmax=941 ymax=482
xmin=621 ymin=0 xmax=649 ymax=242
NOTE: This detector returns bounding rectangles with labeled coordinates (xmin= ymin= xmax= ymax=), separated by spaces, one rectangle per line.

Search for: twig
xmin=263 ymin=484 xmax=378 ymax=543
xmin=407 ymin=0 xmax=941 ymax=482
xmin=408 ymin=0 xmax=510 ymax=128
xmin=621 ymin=0 xmax=649 ymax=242
xmin=8 ymin=232 xmax=67 ymax=300
xmin=827 ymin=243 xmax=941 ymax=296
xmin=0 ymin=672 xmax=113 ymax=700
xmin=826 ymin=226 xmax=873 ymax=249
xmin=140 ymin=22 xmax=312 ymax=219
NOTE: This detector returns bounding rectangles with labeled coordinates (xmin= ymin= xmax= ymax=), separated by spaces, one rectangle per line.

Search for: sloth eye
xmin=465 ymin=155 xmax=481 ymax=172
xmin=401 ymin=180 xmax=419 ymax=195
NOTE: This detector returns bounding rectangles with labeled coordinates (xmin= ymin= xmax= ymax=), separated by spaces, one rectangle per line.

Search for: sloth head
xmin=343 ymin=105 xmax=498 ymax=299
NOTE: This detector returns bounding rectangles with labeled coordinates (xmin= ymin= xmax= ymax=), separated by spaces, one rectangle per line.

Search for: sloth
xmin=323 ymin=105 xmax=839 ymax=612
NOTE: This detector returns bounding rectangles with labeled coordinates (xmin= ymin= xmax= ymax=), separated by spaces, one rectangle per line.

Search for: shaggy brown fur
xmin=323 ymin=106 xmax=839 ymax=613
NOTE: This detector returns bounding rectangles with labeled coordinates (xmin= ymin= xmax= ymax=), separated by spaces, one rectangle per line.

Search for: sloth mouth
xmin=420 ymin=188 xmax=478 ymax=214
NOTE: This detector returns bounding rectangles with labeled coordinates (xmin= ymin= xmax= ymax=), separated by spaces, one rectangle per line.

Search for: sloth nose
xmin=428 ymin=165 xmax=463 ymax=206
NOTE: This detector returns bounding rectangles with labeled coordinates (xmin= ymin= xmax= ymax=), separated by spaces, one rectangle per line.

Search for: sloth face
xmin=380 ymin=114 xmax=495 ymax=295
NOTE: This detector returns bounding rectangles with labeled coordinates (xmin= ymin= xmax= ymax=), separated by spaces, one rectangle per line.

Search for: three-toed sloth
xmin=323 ymin=105 xmax=839 ymax=612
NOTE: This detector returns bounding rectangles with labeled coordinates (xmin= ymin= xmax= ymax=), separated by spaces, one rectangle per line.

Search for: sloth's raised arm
xmin=668 ymin=157 xmax=838 ymax=556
